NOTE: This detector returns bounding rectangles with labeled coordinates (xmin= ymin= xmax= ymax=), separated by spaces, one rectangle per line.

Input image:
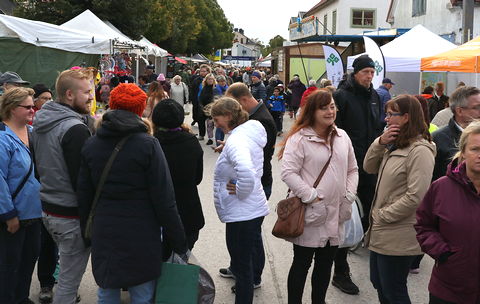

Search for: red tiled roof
xmin=451 ymin=0 xmax=480 ymax=4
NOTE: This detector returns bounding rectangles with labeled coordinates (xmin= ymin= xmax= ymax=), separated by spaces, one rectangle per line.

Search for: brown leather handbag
xmin=272 ymin=133 xmax=336 ymax=239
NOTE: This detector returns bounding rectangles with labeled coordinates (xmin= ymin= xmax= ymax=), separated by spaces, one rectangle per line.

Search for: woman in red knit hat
xmin=77 ymin=83 xmax=188 ymax=303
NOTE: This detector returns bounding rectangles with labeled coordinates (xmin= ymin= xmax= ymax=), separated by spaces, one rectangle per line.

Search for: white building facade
xmin=300 ymin=0 xmax=392 ymax=37
xmin=388 ymin=0 xmax=480 ymax=44
xmin=222 ymin=28 xmax=262 ymax=67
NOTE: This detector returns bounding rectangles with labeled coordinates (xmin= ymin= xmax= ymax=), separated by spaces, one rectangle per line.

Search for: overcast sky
xmin=216 ymin=0 xmax=318 ymax=44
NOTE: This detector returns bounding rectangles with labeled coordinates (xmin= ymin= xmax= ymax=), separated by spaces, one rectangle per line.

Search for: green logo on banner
xmin=374 ymin=60 xmax=384 ymax=76
xmin=327 ymin=54 xmax=339 ymax=66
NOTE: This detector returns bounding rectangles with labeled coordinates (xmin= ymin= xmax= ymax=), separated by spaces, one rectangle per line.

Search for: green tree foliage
xmin=13 ymin=0 xmax=234 ymax=54
xmin=262 ymin=35 xmax=286 ymax=57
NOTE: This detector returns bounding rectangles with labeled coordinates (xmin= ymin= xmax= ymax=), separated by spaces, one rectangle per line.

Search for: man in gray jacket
xmin=32 ymin=69 xmax=93 ymax=304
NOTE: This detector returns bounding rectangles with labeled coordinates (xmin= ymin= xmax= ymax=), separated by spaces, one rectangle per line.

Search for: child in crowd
xmin=266 ymin=87 xmax=286 ymax=136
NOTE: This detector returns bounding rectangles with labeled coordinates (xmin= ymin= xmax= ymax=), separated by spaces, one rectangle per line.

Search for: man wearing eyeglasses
xmin=0 ymin=71 xmax=30 ymax=95
xmin=432 ymin=86 xmax=480 ymax=181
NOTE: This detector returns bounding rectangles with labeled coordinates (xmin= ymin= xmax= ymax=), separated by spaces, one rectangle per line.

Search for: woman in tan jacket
xmin=364 ymin=94 xmax=435 ymax=304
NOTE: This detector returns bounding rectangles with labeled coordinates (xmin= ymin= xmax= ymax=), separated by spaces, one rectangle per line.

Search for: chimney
xmin=234 ymin=28 xmax=238 ymax=32
xmin=239 ymin=28 xmax=244 ymax=35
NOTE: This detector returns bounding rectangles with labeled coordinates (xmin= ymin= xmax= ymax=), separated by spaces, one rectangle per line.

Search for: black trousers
xmin=429 ymin=294 xmax=456 ymax=304
xmin=287 ymin=243 xmax=338 ymax=304
xmin=0 ymin=221 xmax=41 ymax=304
xmin=370 ymin=251 xmax=415 ymax=304
xmin=37 ymin=222 xmax=58 ymax=288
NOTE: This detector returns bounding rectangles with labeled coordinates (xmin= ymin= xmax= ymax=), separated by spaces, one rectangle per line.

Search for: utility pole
xmin=463 ymin=0 xmax=475 ymax=43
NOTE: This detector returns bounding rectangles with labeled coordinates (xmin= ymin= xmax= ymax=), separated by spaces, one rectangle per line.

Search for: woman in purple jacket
xmin=416 ymin=120 xmax=480 ymax=304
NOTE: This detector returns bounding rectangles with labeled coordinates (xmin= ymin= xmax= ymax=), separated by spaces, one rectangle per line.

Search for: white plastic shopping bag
xmin=339 ymin=198 xmax=364 ymax=248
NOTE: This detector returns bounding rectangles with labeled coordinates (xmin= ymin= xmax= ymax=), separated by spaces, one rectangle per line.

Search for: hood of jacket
xmin=338 ymin=73 xmax=375 ymax=98
xmin=97 ymin=110 xmax=148 ymax=138
xmin=33 ymin=101 xmax=85 ymax=134
xmin=231 ymin=120 xmax=267 ymax=148
xmin=154 ymin=129 xmax=196 ymax=144
xmin=447 ymin=158 xmax=478 ymax=196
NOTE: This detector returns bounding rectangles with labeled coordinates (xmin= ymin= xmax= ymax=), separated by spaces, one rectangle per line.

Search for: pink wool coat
xmin=281 ymin=126 xmax=358 ymax=248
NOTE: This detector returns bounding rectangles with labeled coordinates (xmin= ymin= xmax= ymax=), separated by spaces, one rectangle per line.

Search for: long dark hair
xmin=278 ymin=89 xmax=333 ymax=159
xmin=386 ymin=94 xmax=431 ymax=149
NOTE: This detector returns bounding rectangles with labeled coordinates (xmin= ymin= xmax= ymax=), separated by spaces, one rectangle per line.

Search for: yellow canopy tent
xmin=421 ymin=36 xmax=480 ymax=73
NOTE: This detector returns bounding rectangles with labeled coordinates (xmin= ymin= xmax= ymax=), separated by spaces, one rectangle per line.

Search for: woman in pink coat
xmin=278 ymin=89 xmax=358 ymax=304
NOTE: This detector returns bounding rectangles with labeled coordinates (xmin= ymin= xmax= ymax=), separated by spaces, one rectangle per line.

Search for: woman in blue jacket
xmin=0 ymin=87 xmax=42 ymax=304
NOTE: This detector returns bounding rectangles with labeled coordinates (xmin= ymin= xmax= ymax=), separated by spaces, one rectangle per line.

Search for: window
xmin=332 ymin=10 xmax=337 ymax=35
xmin=412 ymin=0 xmax=426 ymax=17
xmin=351 ymin=9 xmax=376 ymax=28
xmin=323 ymin=14 xmax=328 ymax=34
xmin=241 ymin=38 xmax=244 ymax=44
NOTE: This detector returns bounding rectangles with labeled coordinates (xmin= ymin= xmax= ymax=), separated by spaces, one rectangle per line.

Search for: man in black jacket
xmin=190 ymin=64 xmax=211 ymax=127
xmin=428 ymin=81 xmax=449 ymax=121
xmin=332 ymin=55 xmax=383 ymax=295
xmin=432 ymin=86 xmax=480 ymax=181
xmin=218 ymin=83 xmax=276 ymax=288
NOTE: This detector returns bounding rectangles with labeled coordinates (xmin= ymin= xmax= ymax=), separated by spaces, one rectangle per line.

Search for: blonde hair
xmin=202 ymin=73 xmax=217 ymax=87
xmin=455 ymin=120 xmax=480 ymax=161
xmin=55 ymin=69 xmax=91 ymax=100
xmin=210 ymin=97 xmax=248 ymax=129
xmin=0 ymin=87 xmax=35 ymax=120
xmin=172 ymin=75 xmax=182 ymax=82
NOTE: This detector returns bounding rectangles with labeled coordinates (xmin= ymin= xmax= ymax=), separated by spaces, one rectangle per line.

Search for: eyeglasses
xmin=17 ymin=105 xmax=35 ymax=110
xmin=385 ymin=112 xmax=403 ymax=118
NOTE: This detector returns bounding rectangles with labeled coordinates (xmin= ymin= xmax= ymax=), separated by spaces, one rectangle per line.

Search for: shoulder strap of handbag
xmin=285 ymin=129 xmax=337 ymax=198
xmin=85 ymin=134 xmax=132 ymax=239
xmin=312 ymin=129 xmax=337 ymax=188
xmin=11 ymin=149 xmax=33 ymax=201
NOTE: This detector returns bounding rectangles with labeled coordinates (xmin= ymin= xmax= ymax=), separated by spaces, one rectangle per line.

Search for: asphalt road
xmin=30 ymin=110 xmax=434 ymax=304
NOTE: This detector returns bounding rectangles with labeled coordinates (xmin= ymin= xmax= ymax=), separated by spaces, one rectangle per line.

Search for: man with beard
xmin=332 ymin=55 xmax=383 ymax=296
xmin=32 ymin=69 xmax=93 ymax=304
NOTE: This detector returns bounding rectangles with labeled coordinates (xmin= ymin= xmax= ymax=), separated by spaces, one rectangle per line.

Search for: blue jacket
xmin=376 ymin=85 xmax=392 ymax=121
xmin=0 ymin=123 xmax=41 ymax=221
xmin=266 ymin=95 xmax=286 ymax=112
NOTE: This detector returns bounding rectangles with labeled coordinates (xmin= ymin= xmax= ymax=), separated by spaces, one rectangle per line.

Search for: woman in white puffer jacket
xmin=211 ymin=97 xmax=269 ymax=304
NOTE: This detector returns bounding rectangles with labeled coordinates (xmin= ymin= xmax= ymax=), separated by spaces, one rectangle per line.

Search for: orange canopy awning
xmin=421 ymin=36 xmax=480 ymax=73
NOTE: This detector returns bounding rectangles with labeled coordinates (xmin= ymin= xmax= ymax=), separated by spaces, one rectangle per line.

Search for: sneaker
xmin=197 ymin=136 xmax=204 ymax=141
xmin=206 ymin=139 xmax=213 ymax=145
xmin=39 ymin=287 xmax=53 ymax=303
xmin=409 ymin=268 xmax=420 ymax=274
xmin=332 ymin=272 xmax=359 ymax=295
xmin=76 ymin=294 xmax=81 ymax=303
xmin=219 ymin=267 xmax=235 ymax=278
xmin=191 ymin=121 xmax=197 ymax=126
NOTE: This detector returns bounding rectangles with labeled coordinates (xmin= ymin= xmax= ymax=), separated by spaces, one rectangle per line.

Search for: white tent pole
xmin=419 ymin=71 xmax=423 ymax=94
xmin=136 ymin=53 xmax=140 ymax=84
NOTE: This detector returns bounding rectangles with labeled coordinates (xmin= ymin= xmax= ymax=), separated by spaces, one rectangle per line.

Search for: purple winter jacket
xmin=416 ymin=160 xmax=480 ymax=304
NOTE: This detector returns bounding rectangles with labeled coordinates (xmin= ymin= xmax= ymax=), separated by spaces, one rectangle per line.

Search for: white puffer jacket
xmin=214 ymin=120 xmax=269 ymax=223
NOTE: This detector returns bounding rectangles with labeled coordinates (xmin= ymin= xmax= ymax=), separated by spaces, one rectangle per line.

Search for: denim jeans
xmin=215 ymin=128 xmax=225 ymax=146
xmin=287 ymin=243 xmax=338 ymax=304
xmin=226 ymin=216 xmax=265 ymax=304
xmin=43 ymin=214 xmax=90 ymax=304
xmin=97 ymin=279 xmax=156 ymax=304
xmin=0 ymin=220 xmax=41 ymax=304
xmin=37 ymin=222 xmax=58 ymax=288
xmin=370 ymin=251 xmax=415 ymax=304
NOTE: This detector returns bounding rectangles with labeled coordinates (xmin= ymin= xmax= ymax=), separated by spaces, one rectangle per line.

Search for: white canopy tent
xmin=347 ymin=25 xmax=457 ymax=72
xmin=0 ymin=14 xmax=111 ymax=54
xmin=61 ymin=9 xmax=141 ymax=49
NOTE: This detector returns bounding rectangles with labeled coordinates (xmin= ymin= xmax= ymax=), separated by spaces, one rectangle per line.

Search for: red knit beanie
xmin=109 ymin=83 xmax=147 ymax=117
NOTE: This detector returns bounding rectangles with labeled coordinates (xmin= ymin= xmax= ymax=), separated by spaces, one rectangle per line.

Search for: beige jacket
xmin=281 ymin=127 xmax=358 ymax=248
xmin=364 ymin=137 xmax=436 ymax=256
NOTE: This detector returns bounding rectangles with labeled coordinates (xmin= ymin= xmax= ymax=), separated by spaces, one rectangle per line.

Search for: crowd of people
xmin=1 ymin=53 xmax=480 ymax=304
